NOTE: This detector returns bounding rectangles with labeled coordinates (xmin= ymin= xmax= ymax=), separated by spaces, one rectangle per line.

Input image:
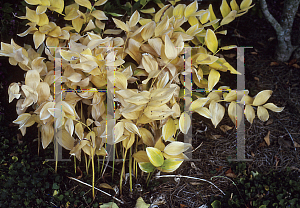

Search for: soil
xmin=1 ymin=2 xmax=300 ymax=208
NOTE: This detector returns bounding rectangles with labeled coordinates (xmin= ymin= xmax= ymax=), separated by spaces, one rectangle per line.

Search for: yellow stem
xmin=119 ymin=148 xmax=128 ymax=195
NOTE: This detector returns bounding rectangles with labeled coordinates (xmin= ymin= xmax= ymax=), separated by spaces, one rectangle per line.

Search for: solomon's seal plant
xmin=0 ymin=0 xmax=283 ymax=196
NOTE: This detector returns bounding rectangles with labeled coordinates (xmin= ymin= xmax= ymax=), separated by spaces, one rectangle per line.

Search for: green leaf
xmin=159 ymin=158 xmax=183 ymax=172
xmin=138 ymin=162 xmax=155 ymax=173
xmin=211 ymin=200 xmax=221 ymax=208
xmin=107 ymin=12 xmax=123 ymax=17
xmin=146 ymin=147 xmax=164 ymax=167
xmin=52 ymin=183 xmax=59 ymax=189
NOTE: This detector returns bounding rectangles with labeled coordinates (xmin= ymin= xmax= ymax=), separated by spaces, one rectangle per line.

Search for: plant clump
xmin=0 ymin=0 xmax=284 ymax=197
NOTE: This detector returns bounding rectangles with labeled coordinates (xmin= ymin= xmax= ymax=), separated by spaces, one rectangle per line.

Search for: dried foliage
xmin=0 ymin=0 xmax=284 ymax=196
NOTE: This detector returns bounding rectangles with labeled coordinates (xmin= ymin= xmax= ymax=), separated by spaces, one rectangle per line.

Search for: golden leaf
xmin=133 ymin=150 xmax=150 ymax=163
xmin=164 ymin=35 xmax=177 ymax=60
xmin=220 ymin=0 xmax=231 ymax=18
xmin=162 ymin=118 xmax=176 ymax=141
xmin=208 ymin=69 xmax=220 ymax=91
xmin=230 ymin=0 xmax=239 ymax=11
xmin=228 ymin=101 xmax=243 ymax=127
xmin=91 ymin=10 xmax=108 ymax=20
xmin=194 ymin=107 xmax=212 ymax=119
xmin=75 ymin=0 xmax=92 ymax=9
xmin=264 ymin=131 xmax=270 ymax=146
xmin=240 ymin=0 xmax=252 ymax=10
xmin=205 ymin=29 xmax=218 ymax=54
xmin=139 ymin=128 xmax=155 ymax=147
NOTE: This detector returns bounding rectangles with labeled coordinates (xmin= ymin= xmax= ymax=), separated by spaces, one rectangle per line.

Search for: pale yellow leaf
xmin=263 ymin=103 xmax=284 ymax=112
xmin=208 ymin=69 xmax=220 ymax=91
xmin=55 ymin=129 xmax=75 ymax=150
xmin=91 ymin=10 xmax=108 ymax=20
xmin=257 ymin=106 xmax=269 ymax=122
xmin=162 ymin=118 xmax=176 ymax=141
xmin=194 ymin=107 xmax=212 ymax=119
xmin=129 ymin=10 xmax=140 ymax=28
xmin=112 ymin=17 xmax=129 ymax=32
xmin=240 ymin=0 xmax=252 ymax=10
xmin=164 ymin=141 xmax=192 ymax=155
xmin=173 ymin=4 xmax=186 ymax=19
xmin=228 ymin=101 xmax=243 ymax=127
xmin=184 ymin=0 xmax=198 ymax=18
xmin=179 ymin=112 xmax=191 ymax=134
xmin=33 ymin=31 xmax=45 ymax=49
xmin=164 ymin=35 xmax=177 ymax=60
xmin=41 ymin=122 xmax=54 ymax=149
xmin=252 ymin=90 xmax=272 ymax=106
xmin=25 ymin=69 xmax=40 ymax=90
xmin=190 ymin=97 xmax=210 ymax=111
xmin=245 ymin=104 xmax=255 ymax=123
xmin=220 ymin=10 xmax=237 ymax=26
xmin=209 ymin=100 xmax=225 ymax=127
xmin=114 ymin=122 xmax=124 ymax=143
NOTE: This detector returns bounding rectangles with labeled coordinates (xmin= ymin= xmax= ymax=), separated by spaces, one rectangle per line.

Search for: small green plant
xmin=210 ymin=163 xmax=300 ymax=208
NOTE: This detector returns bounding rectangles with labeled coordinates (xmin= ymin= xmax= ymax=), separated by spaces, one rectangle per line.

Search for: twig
xmin=277 ymin=120 xmax=297 ymax=151
xmin=68 ymin=177 xmax=124 ymax=204
xmin=155 ymin=175 xmax=225 ymax=195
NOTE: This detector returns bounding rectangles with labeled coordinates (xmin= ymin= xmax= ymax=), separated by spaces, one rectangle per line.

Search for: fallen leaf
xmin=268 ymin=37 xmax=276 ymax=42
xmin=226 ymin=172 xmax=237 ymax=178
xmin=258 ymin=142 xmax=266 ymax=148
xmin=225 ymin=167 xmax=233 ymax=174
xmin=292 ymin=64 xmax=300 ymax=68
xmin=224 ymin=53 xmax=236 ymax=58
xmin=275 ymin=155 xmax=279 ymax=168
xmin=264 ymin=131 xmax=271 ymax=146
xmin=250 ymin=51 xmax=258 ymax=55
xmin=190 ymin=182 xmax=201 ymax=185
xmin=180 ymin=204 xmax=188 ymax=208
xmin=208 ymin=134 xmax=222 ymax=140
xmin=216 ymin=166 xmax=223 ymax=171
xmin=220 ymin=125 xmax=233 ymax=133
xmin=251 ymin=151 xmax=255 ymax=157
xmin=265 ymin=119 xmax=273 ymax=126
xmin=294 ymin=141 xmax=300 ymax=148
xmin=270 ymin=62 xmax=279 ymax=66
xmin=254 ymin=77 xmax=259 ymax=81
xmin=288 ymin=59 xmax=297 ymax=66
xmin=257 ymin=41 xmax=266 ymax=47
